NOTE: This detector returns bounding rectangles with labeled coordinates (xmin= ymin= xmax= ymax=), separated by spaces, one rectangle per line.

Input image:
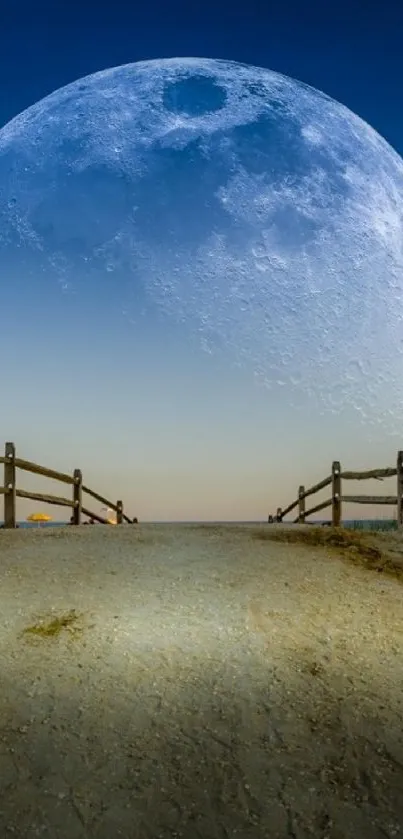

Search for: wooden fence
xmin=0 ymin=442 xmax=133 ymax=529
xmin=271 ymin=451 xmax=403 ymax=529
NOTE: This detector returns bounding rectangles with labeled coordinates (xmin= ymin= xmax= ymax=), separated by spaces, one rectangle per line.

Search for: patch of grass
xmin=346 ymin=519 xmax=398 ymax=533
xmin=22 ymin=609 xmax=83 ymax=639
xmin=252 ymin=526 xmax=403 ymax=579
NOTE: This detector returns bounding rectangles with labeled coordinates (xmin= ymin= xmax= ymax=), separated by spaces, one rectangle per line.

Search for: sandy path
xmin=0 ymin=523 xmax=403 ymax=838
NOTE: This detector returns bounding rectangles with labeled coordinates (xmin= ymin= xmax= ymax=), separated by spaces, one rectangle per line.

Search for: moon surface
xmin=0 ymin=57 xmax=402 ymax=426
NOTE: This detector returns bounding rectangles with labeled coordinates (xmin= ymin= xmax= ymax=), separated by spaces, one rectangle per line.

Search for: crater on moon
xmin=162 ymin=75 xmax=227 ymax=117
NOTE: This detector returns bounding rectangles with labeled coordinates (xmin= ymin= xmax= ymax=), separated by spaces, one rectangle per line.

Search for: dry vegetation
xmin=252 ymin=525 xmax=403 ymax=578
xmin=21 ymin=608 xmax=85 ymax=639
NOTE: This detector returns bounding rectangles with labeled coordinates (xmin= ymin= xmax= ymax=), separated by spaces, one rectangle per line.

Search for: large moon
xmin=1 ymin=58 xmax=402 ymax=426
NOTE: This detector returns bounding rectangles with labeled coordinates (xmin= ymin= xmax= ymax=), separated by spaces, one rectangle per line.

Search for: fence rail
xmin=1 ymin=442 xmax=134 ymax=529
xmin=271 ymin=451 xmax=403 ymax=529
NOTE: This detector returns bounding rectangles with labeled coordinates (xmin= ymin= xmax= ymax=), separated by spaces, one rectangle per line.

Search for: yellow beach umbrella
xmin=27 ymin=512 xmax=52 ymax=528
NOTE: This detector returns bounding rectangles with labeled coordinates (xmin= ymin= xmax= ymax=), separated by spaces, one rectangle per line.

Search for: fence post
xmin=397 ymin=451 xmax=403 ymax=529
xmin=298 ymin=485 xmax=305 ymax=523
xmin=332 ymin=461 xmax=341 ymax=527
xmin=72 ymin=469 xmax=82 ymax=525
xmin=116 ymin=500 xmax=123 ymax=524
xmin=4 ymin=442 xmax=16 ymax=529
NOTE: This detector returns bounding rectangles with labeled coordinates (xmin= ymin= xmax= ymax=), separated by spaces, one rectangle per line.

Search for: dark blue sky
xmin=1 ymin=0 xmax=402 ymax=154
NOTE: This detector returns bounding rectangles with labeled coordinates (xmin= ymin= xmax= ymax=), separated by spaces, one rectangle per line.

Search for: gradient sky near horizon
xmin=0 ymin=0 xmax=402 ymax=522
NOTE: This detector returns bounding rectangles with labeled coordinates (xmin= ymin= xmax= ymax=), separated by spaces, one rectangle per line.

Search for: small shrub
xmin=22 ymin=609 xmax=83 ymax=639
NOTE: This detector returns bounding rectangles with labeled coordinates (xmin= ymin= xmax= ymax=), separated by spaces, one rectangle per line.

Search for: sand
xmin=1 ymin=523 xmax=403 ymax=838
